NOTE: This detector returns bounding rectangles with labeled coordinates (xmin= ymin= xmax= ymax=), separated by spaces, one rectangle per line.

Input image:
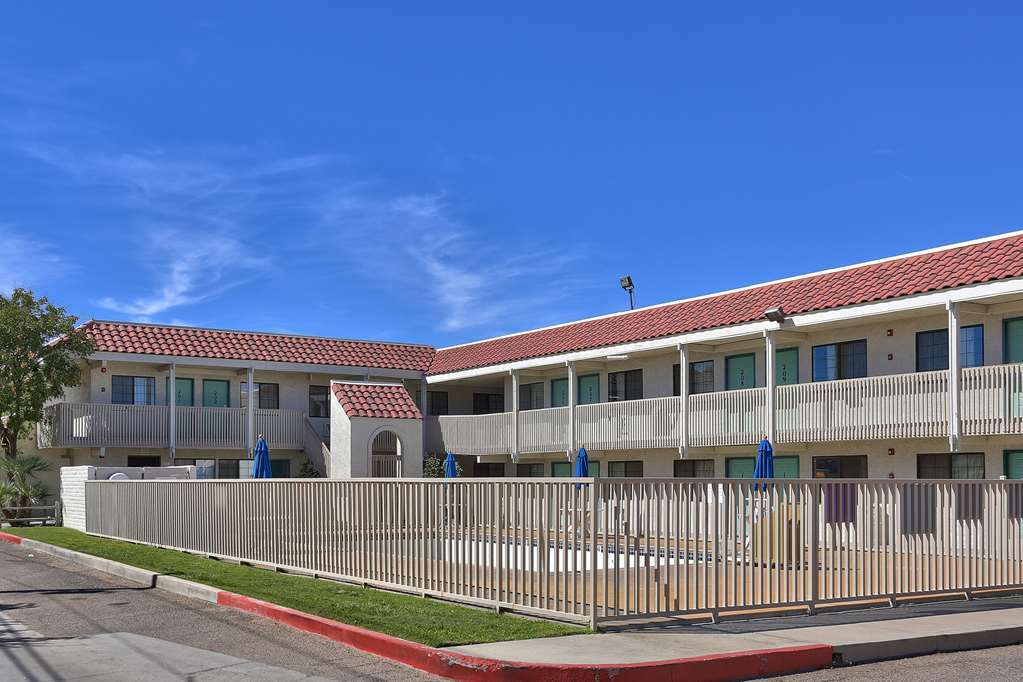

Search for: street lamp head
xmin=619 ymin=275 xmax=634 ymax=292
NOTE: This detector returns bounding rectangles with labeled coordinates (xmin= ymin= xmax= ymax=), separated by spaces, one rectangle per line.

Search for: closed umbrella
xmin=574 ymin=447 xmax=590 ymax=489
xmin=443 ymin=452 xmax=459 ymax=478
xmin=252 ymin=435 xmax=272 ymax=479
xmin=754 ymin=437 xmax=774 ymax=480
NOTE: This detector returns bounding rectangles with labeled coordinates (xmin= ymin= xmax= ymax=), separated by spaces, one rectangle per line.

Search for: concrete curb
xmin=0 ymin=531 xmax=833 ymax=681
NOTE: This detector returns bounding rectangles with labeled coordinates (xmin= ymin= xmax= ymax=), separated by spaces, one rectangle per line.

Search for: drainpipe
xmin=947 ymin=301 xmax=961 ymax=452
xmin=168 ymin=363 xmax=176 ymax=460
xmin=511 ymin=368 xmax=520 ymax=463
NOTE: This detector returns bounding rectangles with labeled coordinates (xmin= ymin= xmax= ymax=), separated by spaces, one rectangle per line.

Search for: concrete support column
xmin=947 ymin=301 xmax=961 ymax=452
xmin=567 ymin=361 xmax=577 ymax=456
xmin=168 ymin=363 xmax=177 ymax=460
xmin=678 ymin=343 xmax=689 ymax=456
xmin=511 ymin=369 xmax=520 ymax=462
xmin=246 ymin=367 xmax=256 ymax=456
xmin=764 ymin=330 xmax=777 ymax=447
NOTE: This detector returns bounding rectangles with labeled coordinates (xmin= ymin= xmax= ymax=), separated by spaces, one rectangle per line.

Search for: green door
xmin=727 ymin=455 xmax=799 ymax=478
xmin=1005 ymin=451 xmax=1023 ymax=479
xmin=552 ymin=460 xmax=601 ymax=477
xmin=1006 ymin=318 xmax=1023 ymax=363
xmin=577 ymin=374 xmax=600 ymax=405
xmin=776 ymin=348 xmax=798 ymax=385
xmin=551 ymin=378 xmax=568 ymax=407
xmin=174 ymin=378 xmax=194 ymax=406
xmin=203 ymin=379 xmax=230 ymax=407
xmin=726 ymin=353 xmax=755 ymax=390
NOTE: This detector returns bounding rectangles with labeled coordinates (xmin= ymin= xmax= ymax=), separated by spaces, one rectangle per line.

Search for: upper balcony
xmin=425 ymin=363 xmax=1023 ymax=455
xmin=38 ymin=403 xmax=306 ymax=450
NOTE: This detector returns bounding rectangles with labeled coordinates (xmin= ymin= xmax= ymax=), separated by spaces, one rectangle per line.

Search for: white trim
xmin=435 ymin=229 xmax=1023 ymax=352
xmin=427 ymin=276 xmax=1023 ymax=383
xmin=88 ymin=352 xmax=423 ymax=379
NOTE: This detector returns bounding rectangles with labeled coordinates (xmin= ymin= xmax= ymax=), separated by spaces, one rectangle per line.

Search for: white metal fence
xmin=84 ymin=478 xmax=1023 ymax=627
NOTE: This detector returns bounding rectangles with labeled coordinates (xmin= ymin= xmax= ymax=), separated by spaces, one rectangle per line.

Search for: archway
xmin=370 ymin=429 xmax=403 ymax=478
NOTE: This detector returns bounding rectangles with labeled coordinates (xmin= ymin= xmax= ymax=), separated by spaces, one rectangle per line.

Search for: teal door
xmin=552 ymin=461 xmax=600 ymax=477
xmin=776 ymin=348 xmax=798 ymax=385
xmin=551 ymin=378 xmax=568 ymax=407
xmin=578 ymin=374 xmax=600 ymax=405
xmin=1005 ymin=451 xmax=1023 ymax=479
xmin=203 ymin=379 xmax=230 ymax=407
xmin=1006 ymin=318 xmax=1023 ymax=363
xmin=174 ymin=378 xmax=194 ymax=406
xmin=727 ymin=455 xmax=799 ymax=478
xmin=726 ymin=354 xmax=756 ymax=390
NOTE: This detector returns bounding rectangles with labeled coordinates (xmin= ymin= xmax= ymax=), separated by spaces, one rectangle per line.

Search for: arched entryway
xmin=370 ymin=429 xmax=403 ymax=478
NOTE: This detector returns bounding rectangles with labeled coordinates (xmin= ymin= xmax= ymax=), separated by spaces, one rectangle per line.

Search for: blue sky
xmin=1 ymin=4 xmax=1021 ymax=347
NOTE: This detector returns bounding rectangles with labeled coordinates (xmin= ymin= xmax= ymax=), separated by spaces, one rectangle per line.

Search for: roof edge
xmin=435 ymin=228 xmax=1023 ymax=353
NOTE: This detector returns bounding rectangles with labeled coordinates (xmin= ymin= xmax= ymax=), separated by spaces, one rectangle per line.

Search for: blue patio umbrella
xmin=574 ymin=447 xmax=590 ymax=478
xmin=252 ymin=435 xmax=272 ymax=479
xmin=753 ymin=437 xmax=774 ymax=488
xmin=443 ymin=452 xmax=459 ymax=478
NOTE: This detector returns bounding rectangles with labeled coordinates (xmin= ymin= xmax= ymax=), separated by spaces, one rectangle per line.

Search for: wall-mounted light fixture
xmin=764 ymin=307 xmax=786 ymax=323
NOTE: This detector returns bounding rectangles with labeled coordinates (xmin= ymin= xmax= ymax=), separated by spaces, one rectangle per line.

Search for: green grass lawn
xmin=5 ymin=527 xmax=587 ymax=647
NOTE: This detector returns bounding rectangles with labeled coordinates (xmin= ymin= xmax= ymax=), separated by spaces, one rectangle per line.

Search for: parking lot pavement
xmin=0 ymin=541 xmax=438 ymax=681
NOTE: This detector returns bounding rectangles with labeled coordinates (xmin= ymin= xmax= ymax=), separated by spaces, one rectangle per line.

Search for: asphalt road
xmin=779 ymin=643 xmax=1023 ymax=680
xmin=0 ymin=540 xmax=438 ymax=681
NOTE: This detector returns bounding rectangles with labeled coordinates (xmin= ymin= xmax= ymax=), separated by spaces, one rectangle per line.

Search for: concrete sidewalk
xmin=449 ymin=596 xmax=1023 ymax=666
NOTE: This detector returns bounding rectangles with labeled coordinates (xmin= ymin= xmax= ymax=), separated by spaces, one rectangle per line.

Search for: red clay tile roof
xmin=429 ymin=234 xmax=1023 ymax=375
xmin=331 ymin=382 xmax=422 ymax=419
xmin=82 ymin=321 xmax=435 ymax=372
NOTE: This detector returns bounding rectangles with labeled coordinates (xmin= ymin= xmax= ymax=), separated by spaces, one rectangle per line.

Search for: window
xmin=427 ymin=391 xmax=449 ymax=416
xmin=916 ymin=325 xmax=984 ymax=371
xmin=473 ymin=462 xmax=505 ymax=477
xmin=917 ymin=452 xmax=985 ymax=479
xmin=217 ymin=459 xmax=240 ymax=479
xmin=690 ymin=360 xmax=715 ymax=394
xmin=608 ymin=460 xmax=644 ymax=478
xmin=270 ymin=459 xmax=291 ymax=478
xmin=674 ymin=459 xmax=714 ymax=477
xmin=112 ymin=376 xmax=156 ymax=405
xmin=552 ymin=461 xmax=601 ymax=477
xmin=473 ymin=392 xmax=504 ymax=415
xmin=516 ymin=462 xmax=545 ymax=477
xmin=126 ymin=455 xmax=161 ymax=468
xmin=519 ymin=382 xmax=544 ymax=410
xmin=608 ymin=369 xmax=642 ymax=402
xmin=812 ymin=340 xmax=867 ymax=381
xmin=309 ymin=385 xmax=329 ymax=418
xmin=240 ymin=382 xmax=279 ymax=409
xmin=813 ymin=455 xmax=867 ymax=479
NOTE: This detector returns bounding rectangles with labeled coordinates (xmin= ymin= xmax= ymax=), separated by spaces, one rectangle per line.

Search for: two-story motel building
xmin=28 ymin=231 xmax=1023 ymax=490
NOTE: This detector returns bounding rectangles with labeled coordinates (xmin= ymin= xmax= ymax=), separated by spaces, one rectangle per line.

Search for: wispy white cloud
xmin=316 ymin=191 xmax=590 ymax=332
xmin=0 ymin=224 xmax=66 ymax=295
xmin=96 ymin=228 xmax=267 ymax=318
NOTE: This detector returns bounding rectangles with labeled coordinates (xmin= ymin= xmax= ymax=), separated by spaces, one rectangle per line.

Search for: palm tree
xmin=0 ymin=455 xmax=50 ymax=526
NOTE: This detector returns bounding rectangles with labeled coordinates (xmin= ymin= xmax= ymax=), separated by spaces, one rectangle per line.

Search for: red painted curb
xmin=0 ymin=531 xmax=24 ymax=545
xmin=217 ymin=591 xmax=833 ymax=681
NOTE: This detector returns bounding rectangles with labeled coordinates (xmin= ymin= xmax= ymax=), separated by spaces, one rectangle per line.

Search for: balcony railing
xmin=426 ymin=364 xmax=1023 ymax=455
xmin=40 ymin=403 xmax=306 ymax=450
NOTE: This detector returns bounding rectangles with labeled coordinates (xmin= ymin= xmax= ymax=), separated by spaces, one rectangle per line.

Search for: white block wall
xmin=59 ymin=465 xmax=196 ymax=532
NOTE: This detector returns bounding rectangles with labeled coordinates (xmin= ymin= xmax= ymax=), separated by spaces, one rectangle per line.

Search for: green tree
xmin=0 ymin=289 xmax=94 ymax=459
xmin=423 ymin=454 xmax=463 ymax=478
xmin=0 ymin=455 xmax=50 ymax=525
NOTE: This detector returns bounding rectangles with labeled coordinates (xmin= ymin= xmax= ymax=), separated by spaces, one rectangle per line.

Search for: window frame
xmin=308 ymin=385 xmax=330 ymax=418
xmin=111 ymin=375 xmax=157 ymax=406
xmin=519 ymin=382 xmax=544 ymax=410
xmin=607 ymin=369 xmax=643 ymax=402
xmin=689 ymin=360 xmax=715 ymax=395
xmin=472 ymin=392 xmax=505 ymax=415
xmin=812 ymin=339 xmax=868 ymax=382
